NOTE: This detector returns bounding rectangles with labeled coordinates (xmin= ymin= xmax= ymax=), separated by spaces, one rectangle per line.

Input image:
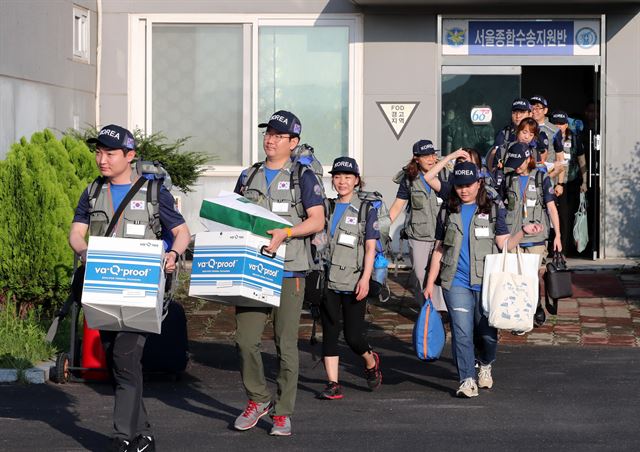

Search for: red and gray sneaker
xmin=317 ymin=381 xmax=344 ymax=400
xmin=234 ymin=400 xmax=272 ymax=431
xmin=364 ymin=351 xmax=382 ymax=390
xmin=270 ymin=415 xmax=292 ymax=436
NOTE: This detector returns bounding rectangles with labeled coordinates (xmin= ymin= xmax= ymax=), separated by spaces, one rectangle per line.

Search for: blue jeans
xmin=443 ymin=286 xmax=497 ymax=381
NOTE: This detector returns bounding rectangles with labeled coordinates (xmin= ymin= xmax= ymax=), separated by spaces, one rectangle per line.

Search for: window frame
xmin=72 ymin=6 xmax=90 ymax=62
xmin=129 ymin=14 xmax=363 ymax=177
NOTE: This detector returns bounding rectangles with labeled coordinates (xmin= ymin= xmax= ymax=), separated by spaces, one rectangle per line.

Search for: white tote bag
xmin=573 ymin=192 xmax=589 ymax=253
xmin=484 ymin=243 xmax=540 ymax=332
xmin=482 ymin=240 xmax=541 ymax=314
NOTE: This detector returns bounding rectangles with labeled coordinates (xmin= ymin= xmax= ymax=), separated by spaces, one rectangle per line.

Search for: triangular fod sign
xmin=377 ymin=102 xmax=420 ymax=139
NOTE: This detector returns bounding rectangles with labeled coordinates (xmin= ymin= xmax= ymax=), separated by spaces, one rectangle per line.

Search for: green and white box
xmin=189 ymin=192 xmax=291 ymax=307
xmin=82 ymin=236 xmax=166 ymax=333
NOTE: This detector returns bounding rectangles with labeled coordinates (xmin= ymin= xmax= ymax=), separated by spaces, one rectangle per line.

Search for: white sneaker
xmin=478 ymin=364 xmax=493 ymax=389
xmin=456 ymin=378 xmax=479 ymax=398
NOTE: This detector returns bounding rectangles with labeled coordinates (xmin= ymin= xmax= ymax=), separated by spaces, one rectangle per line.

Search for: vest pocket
xmin=474 ymin=238 xmax=493 ymax=277
xmin=410 ymin=192 xmax=426 ymax=210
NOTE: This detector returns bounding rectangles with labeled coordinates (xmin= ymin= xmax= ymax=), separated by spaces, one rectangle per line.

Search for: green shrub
xmin=0 ymin=131 xmax=94 ymax=310
xmin=0 ymin=301 xmax=56 ymax=370
xmin=65 ymin=127 xmax=210 ymax=193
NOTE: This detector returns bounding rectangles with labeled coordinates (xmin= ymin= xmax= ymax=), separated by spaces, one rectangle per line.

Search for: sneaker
xmin=132 ymin=435 xmax=155 ymax=452
xmin=234 ymin=400 xmax=272 ymax=431
xmin=364 ymin=351 xmax=382 ymax=390
xmin=478 ymin=364 xmax=493 ymax=389
xmin=269 ymin=415 xmax=292 ymax=436
xmin=511 ymin=330 xmax=526 ymax=336
xmin=534 ymin=305 xmax=546 ymax=327
xmin=456 ymin=378 xmax=479 ymax=398
xmin=317 ymin=381 xmax=344 ymax=400
xmin=109 ymin=438 xmax=131 ymax=452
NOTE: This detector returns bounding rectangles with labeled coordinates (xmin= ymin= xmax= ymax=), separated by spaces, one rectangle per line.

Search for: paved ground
xmin=2 ymin=266 xmax=639 ymax=451
xmin=2 ymin=343 xmax=640 ymax=451
xmin=184 ymin=267 xmax=640 ymax=348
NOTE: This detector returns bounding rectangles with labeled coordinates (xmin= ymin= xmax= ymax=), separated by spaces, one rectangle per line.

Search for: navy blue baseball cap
xmin=258 ymin=110 xmax=302 ymax=136
xmin=329 ymin=156 xmax=360 ymax=176
xmin=529 ymin=95 xmax=548 ymax=108
xmin=549 ymin=110 xmax=569 ymax=125
xmin=512 ymin=98 xmax=532 ymax=112
xmin=412 ymin=139 xmax=437 ymax=156
xmin=452 ymin=161 xmax=479 ymax=186
xmin=504 ymin=142 xmax=532 ymax=169
xmin=87 ymin=124 xmax=136 ymax=150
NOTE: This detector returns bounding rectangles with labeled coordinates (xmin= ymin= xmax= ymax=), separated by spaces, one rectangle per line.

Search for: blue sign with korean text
xmin=469 ymin=21 xmax=574 ymax=55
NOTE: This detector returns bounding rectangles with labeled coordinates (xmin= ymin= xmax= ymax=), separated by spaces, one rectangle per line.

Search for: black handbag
xmin=544 ymin=252 xmax=573 ymax=314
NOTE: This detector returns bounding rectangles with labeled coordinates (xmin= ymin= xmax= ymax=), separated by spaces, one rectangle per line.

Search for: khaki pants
xmin=235 ymin=277 xmax=305 ymax=416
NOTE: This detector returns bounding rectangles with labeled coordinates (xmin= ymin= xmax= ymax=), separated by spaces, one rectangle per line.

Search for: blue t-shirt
xmin=452 ymin=204 xmax=481 ymax=291
xmin=330 ymin=203 xmax=350 ymax=237
xmin=435 ymin=202 xmax=509 ymax=290
xmin=419 ymin=174 xmax=432 ymax=194
xmin=395 ymin=172 xmax=440 ymax=200
xmin=72 ymin=182 xmax=186 ymax=240
xmin=264 ymin=167 xmax=280 ymax=192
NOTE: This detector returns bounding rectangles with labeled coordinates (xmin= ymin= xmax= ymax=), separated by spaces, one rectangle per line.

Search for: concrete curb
xmin=0 ymin=360 xmax=55 ymax=384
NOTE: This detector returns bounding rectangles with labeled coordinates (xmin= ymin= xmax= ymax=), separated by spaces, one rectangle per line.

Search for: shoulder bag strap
xmin=104 ymin=177 xmax=148 ymax=237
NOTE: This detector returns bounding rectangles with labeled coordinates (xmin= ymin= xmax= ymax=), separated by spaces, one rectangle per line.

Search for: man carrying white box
xmin=69 ymin=124 xmax=191 ymax=452
xmin=231 ymin=111 xmax=325 ymax=436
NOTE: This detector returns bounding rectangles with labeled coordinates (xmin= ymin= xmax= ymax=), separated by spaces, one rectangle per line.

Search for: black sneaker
xmin=534 ymin=305 xmax=546 ymax=327
xmin=364 ymin=351 xmax=382 ymax=390
xmin=317 ymin=381 xmax=344 ymax=400
xmin=109 ymin=438 xmax=131 ymax=452
xmin=132 ymin=435 xmax=155 ymax=452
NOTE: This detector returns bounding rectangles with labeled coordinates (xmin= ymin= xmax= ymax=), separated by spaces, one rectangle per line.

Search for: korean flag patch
xmin=277 ymin=181 xmax=290 ymax=190
xmin=345 ymin=216 xmax=358 ymax=225
xmin=130 ymin=200 xmax=145 ymax=210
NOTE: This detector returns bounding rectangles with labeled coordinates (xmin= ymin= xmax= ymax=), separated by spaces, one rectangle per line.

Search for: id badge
xmin=526 ymin=198 xmax=537 ymax=208
xmin=337 ymin=233 xmax=357 ymax=248
xmin=436 ymin=197 xmax=443 ymax=205
xmin=272 ymin=202 xmax=289 ymax=213
xmin=475 ymin=227 xmax=490 ymax=238
xmin=563 ymin=152 xmax=571 ymax=161
xmin=126 ymin=223 xmax=145 ymax=236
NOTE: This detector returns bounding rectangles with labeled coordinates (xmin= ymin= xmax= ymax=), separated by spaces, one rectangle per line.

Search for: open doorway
xmin=522 ymin=65 xmax=599 ymax=260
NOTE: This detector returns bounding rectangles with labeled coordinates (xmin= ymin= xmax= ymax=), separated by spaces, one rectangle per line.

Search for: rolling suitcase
xmin=142 ymin=300 xmax=190 ymax=374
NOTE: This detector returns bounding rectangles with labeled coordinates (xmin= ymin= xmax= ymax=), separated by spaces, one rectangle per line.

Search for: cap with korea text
xmin=512 ymin=98 xmax=532 ymax=112
xmin=412 ymin=139 xmax=437 ymax=156
xmin=452 ymin=161 xmax=479 ymax=186
xmin=504 ymin=142 xmax=532 ymax=169
xmin=87 ymin=124 xmax=136 ymax=150
xmin=329 ymin=156 xmax=360 ymax=175
xmin=258 ymin=110 xmax=302 ymax=136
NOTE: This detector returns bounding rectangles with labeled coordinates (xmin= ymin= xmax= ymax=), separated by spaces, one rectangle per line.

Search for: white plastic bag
xmin=483 ymin=242 xmax=540 ymax=331
xmin=573 ymin=193 xmax=589 ymax=253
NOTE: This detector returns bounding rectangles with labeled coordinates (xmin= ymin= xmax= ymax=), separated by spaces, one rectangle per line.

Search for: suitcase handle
xmin=259 ymin=245 xmax=276 ymax=259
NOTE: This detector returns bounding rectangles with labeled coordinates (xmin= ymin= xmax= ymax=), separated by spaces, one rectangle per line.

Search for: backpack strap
xmin=241 ymin=162 xmax=263 ymax=194
xmin=146 ymin=179 xmax=163 ymax=239
xmin=87 ymin=176 xmax=107 ymax=210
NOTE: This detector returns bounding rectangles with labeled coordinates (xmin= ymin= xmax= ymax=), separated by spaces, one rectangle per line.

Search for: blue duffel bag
xmin=412 ymin=297 xmax=445 ymax=361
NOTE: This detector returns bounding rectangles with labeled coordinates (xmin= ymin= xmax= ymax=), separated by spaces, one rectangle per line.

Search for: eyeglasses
xmin=531 ymin=106 xmax=545 ymax=112
xmin=262 ymin=131 xmax=292 ymax=142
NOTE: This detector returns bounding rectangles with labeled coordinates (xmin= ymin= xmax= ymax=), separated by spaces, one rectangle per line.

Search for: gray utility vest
xmin=393 ymin=170 xmax=444 ymax=241
xmin=326 ymin=197 xmax=367 ymax=292
xmin=504 ymin=169 xmax=549 ymax=243
xmin=539 ymin=119 xmax=559 ymax=162
xmin=439 ymin=205 xmax=498 ymax=290
xmin=242 ymin=160 xmax=310 ymax=272
xmin=87 ymin=174 xmax=162 ymax=240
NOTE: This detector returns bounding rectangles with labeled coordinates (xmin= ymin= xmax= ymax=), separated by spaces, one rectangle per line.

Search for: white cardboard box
xmin=82 ymin=236 xmax=166 ymax=333
xmin=189 ymin=192 xmax=291 ymax=308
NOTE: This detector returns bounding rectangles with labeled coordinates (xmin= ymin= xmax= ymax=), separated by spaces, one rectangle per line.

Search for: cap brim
xmin=504 ymin=158 xmax=526 ymax=169
xmin=258 ymin=122 xmax=269 ymax=128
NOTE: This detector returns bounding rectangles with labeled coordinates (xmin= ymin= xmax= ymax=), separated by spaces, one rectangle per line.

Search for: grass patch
xmin=0 ymin=301 xmax=56 ymax=370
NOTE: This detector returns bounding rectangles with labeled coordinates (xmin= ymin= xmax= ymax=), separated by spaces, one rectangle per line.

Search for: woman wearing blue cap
xmin=424 ymin=161 xmax=542 ymax=397
xmin=500 ymin=142 xmax=562 ymax=328
xmin=317 ymin=157 xmax=382 ymax=400
xmin=389 ymin=139 xmax=448 ymax=311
